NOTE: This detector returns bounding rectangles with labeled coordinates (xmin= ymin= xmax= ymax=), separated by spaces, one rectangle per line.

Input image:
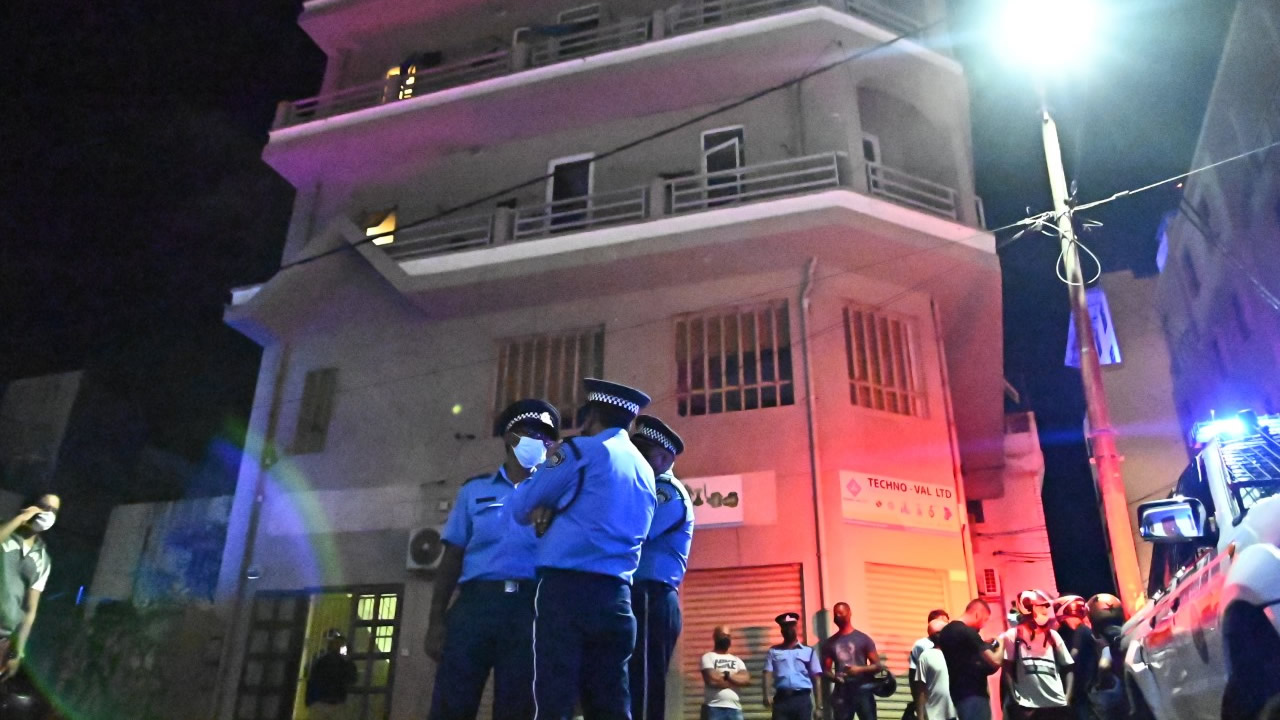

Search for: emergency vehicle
xmin=1122 ymin=410 xmax=1280 ymax=720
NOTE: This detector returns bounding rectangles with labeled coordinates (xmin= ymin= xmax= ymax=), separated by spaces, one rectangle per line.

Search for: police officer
xmin=763 ymin=613 xmax=824 ymax=720
xmin=508 ymin=378 xmax=657 ymax=720
xmin=425 ymin=399 xmax=560 ymax=720
xmin=629 ymin=415 xmax=693 ymax=720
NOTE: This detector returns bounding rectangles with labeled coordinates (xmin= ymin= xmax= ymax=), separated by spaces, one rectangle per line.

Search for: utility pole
xmin=1039 ymin=97 xmax=1145 ymax=614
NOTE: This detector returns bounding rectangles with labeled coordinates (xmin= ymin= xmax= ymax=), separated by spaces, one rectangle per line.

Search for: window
xmin=967 ymin=500 xmax=986 ymax=524
xmin=1231 ymin=292 xmax=1251 ymax=341
xmin=293 ymin=368 xmax=338 ymax=454
xmin=363 ymin=209 xmax=396 ymax=246
xmin=1182 ymin=247 xmax=1201 ymax=298
xmin=493 ymin=327 xmax=604 ymax=433
xmin=1211 ymin=336 xmax=1227 ymax=375
xmin=676 ymin=301 xmax=795 ymax=416
xmin=237 ymin=594 xmax=307 ymax=720
xmin=843 ymin=306 xmax=927 ymax=418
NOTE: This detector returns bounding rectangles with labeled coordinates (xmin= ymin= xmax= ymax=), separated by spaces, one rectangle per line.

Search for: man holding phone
xmin=702 ymin=626 xmax=751 ymax=720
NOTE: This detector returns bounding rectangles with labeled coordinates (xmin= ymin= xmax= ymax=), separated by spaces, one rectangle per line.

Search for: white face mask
xmin=31 ymin=512 xmax=56 ymax=532
xmin=512 ymin=436 xmax=548 ymax=469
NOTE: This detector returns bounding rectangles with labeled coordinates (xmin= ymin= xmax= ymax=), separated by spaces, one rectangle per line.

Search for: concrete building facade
xmin=213 ymin=2 xmax=1024 ymax=719
xmin=1157 ymin=0 xmax=1280 ymax=432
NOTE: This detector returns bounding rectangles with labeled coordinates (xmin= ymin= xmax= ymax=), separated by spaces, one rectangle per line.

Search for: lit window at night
xmin=675 ymin=300 xmax=795 ymax=416
xmin=843 ymin=306 xmax=927 ymax=418
xmin=364 ymin=210 xmax=396 ymax=246
xmin=493 ymin=327 xmax=605 ymax=433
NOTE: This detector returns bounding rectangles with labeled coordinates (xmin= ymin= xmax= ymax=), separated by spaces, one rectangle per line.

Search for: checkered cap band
xmin=505 ymin=411 xmax=554 ymax=434
xmin=638 ymin=426 xmax=676 ymax=453
xmin=587 ymin=391 xmax=640 ymax=415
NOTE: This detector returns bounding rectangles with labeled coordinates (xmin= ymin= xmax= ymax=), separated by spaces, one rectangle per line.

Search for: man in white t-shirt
xmin=702 ymin=626 xmax=752 ymax=720
xmin=917 ymin=642 xmax=957 ymax=720
xmin=909 ymin=609 xmax=950 ymax=683
xmin=1002 ymin=591 xmax=1075 ymax=720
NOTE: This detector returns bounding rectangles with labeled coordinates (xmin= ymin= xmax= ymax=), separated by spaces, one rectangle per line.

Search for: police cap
xmin=582 ymin=378 xmax=651 ymax=421
xmin=494 ymin=399 xmax=561 ymax=439
xmin=631 ymin=415 xmax=685 ymax=455
xmin=775 ymin=612 xmax=800 ymax=626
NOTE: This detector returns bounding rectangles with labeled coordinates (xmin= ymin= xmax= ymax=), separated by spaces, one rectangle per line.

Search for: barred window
xmin=292 ymin=368 xmax=338 ymax=454
xmin=843 ymin=306 xmax=927 ymax=418
xmin=676 ymin=301 xmax=794 ymax=416
xmin=493 ymin=327 xmax=604 ymax=433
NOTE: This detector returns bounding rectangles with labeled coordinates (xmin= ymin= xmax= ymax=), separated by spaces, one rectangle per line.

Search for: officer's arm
xmin=427 ymin=544 xmax=464 ymax=626
xmin=508 ymin=449 xmax=579 ymax=524
xmin=762 ymin=668 xmax=773 ymax=707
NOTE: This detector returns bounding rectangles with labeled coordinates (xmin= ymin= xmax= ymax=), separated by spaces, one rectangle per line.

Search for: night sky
xmin=1 ymin=0 xmax=1236 ymax=597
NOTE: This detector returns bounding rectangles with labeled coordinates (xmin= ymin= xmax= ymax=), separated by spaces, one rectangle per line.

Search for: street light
xmin=998 ymin=0 xmax=1146 ymax=614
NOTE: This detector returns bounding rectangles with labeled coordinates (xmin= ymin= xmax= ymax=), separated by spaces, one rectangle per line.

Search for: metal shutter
xmin=679 ymin=564 xmax=805 ymax=720
xmin=863 ymin=563 xmax=951 ymax=718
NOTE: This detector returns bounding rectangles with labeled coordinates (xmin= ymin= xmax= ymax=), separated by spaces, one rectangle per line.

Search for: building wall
xmin=1098 ymin=271 xmax=1191 ymax=581
xmin=0 ymin=370 xmax=82 ymax=488
xmin=1157 ymin=0 xmax=1280 ymax=429
xmin=215 ymin=246 xmax=980 ymax=718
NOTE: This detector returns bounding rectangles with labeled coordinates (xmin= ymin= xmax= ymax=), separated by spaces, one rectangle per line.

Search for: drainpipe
xmin=799 ymin=258 xmax=830 ymax=619
xmin=929 ymin=301 xmax=979 ymax=598
xmin=213 ymin=342 xmax=290 ymax=720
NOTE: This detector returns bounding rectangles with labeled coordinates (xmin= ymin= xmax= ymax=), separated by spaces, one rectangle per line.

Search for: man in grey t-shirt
xmin=820 ymin=602 xmax=883 ymax=720
xmin=914 ymin=619 xmax=957 ymax=720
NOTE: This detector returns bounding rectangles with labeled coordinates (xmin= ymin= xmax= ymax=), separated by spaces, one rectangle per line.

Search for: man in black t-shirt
xmin=1053 ymin=596 xmax=1094 ymax=720
xmin=935 ymin=599 xmax=1004 ymax=720
xmin=306 ymin=629 xmax=358 ymax=720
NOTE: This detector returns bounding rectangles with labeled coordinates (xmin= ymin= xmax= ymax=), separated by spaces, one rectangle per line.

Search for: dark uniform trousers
xmin=628 ymin=581 xmax=681 ymax=720
xmin=429 ymin=582 xmax=536 ymax=720
xmin=772 ymin=690 xmax=813 ymax=720
xmin=533 ymin=569 xmax=636 ymax=720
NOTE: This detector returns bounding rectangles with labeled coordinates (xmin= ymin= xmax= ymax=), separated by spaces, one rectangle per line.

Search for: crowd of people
xmin=689 ymin=591 xmax=1129 ymax=720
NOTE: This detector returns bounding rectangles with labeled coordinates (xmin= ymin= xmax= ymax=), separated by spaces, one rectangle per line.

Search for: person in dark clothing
xmin=306 ymin=629 xmax=358 ymax=720
xmin=935 ymin=599 xmax=1003 ymax=720
xmin=820 ymin=602 xmax=883 ymax=720
xmin=1052 ymin=596 xmax=1094 ymax=720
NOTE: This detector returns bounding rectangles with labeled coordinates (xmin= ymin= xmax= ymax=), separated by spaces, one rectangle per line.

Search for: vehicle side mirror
xmin=1137 ymin=496 xmax=1207 ymax=543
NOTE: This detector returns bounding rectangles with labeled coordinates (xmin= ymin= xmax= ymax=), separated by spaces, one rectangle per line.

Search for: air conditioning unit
xmin=976 ymin=566 xmax=1001 ymax=597
xmin=407 ymin=525 xmax=447 ymax=572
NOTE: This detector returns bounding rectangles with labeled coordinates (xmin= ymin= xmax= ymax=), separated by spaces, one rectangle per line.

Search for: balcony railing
xmin=383 ymin=213 xmax=494 ymax=260
xmin=274 ymin=0 xmax=923 ymax=130
xmin=528 ymin=17 xmax=652 ymax=67
xmin=514 ymin=187 xmax=650 ymax=239
xmin=373 ymin=151 xmax=976 ymax=263
xmin=667 ymin=152 xmax=845 ymax=214
xmin=865 ymin=162 xmax=959 ymax=220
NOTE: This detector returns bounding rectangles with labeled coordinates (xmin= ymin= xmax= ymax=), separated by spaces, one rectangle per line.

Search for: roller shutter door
xmin=679 ymin=564 xmax=805 ymax=720
xmin=863 ymin=563 xmax=951 ymax=719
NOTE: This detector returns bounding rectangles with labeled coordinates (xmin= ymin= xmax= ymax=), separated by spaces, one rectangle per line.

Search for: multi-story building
xmin=1157 ymin=0 xmax=1280 ymax=432
xmin=213 ymin=1 xmax=1011 ymax=718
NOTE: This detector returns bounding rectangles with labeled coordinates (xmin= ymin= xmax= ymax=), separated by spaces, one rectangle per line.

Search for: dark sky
xmin=1 ymin=0 xmax=1235 ymax=595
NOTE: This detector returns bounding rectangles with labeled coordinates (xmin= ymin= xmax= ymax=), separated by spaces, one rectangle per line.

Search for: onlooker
xmin=909 ymin=609 xmax=950 ymax=683
xmin=913 ymin=618 xmax=957 ymax=720
xmin=820 ymin=602 xmax=883 ymax=720
xmin=1001 ymin=590 xmax=1074 ymax=720
xmin=935 ymin=599 xmax=1003 ymax=720
xmin=1084 ymin=595 xmax=1127 ymax=720
xmin=0 ymin=493 xmax=60 ymax=680
xmin=702 ymin=626 xmax=751 ymax=720
xmin=763 ymin=612 xmax=823 ymax=720
xmin=306 ymin=629 xmax=358 ymax=720
xmin=1052 ymin=596 xmax=1093 ymax=720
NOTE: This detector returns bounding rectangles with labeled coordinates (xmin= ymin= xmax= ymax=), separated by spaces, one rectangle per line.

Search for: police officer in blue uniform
xmin=763 ymin=613 xmax=824 ymax=720
xmin=508 ymin=378 xmax=657 ymax=720
xmin=629 ymin=415 xmax=693 ymax=720
xmin=425 ymin=399 xmax=560 ymax=720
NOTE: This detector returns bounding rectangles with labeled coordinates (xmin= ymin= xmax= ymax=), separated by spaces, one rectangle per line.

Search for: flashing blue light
xmin=1193 ymin=413 xmax=1280 ymax=444
xmin=76 ymin=585 xmax=85 ymax=606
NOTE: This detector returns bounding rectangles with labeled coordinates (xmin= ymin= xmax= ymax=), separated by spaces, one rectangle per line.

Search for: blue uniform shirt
xmin=441 ymin=467 xmax=539 ymax=583
xmin=634 ymin=471 xmax=694 ymax=587
xmin=508 ymin=428 xmax=656 ymax=582
xmin=765 ymin=643 xmax=822 ymax=690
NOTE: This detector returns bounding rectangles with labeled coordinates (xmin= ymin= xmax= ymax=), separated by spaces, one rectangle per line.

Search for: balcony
xmin=378 ymin=152 xmax=980 ymax=263
xmin=275 ymin=0 xmax=927 ymax=130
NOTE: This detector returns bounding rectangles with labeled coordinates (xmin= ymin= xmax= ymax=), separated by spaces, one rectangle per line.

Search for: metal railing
xmin=513 ymin=187 xmax=649 ymax=239
xmin=277 ymin=51 xmax=511 ymax=127
xmin=383 ymin=213 xmax=494 ymax=260
xmin=865 ymin=162 xmax=958 ymax=220
xmin=667 ymin=152 xmax=845 ymax=214
xmin=275 ymin=0 xmax=925 ymax=129
xmin=528 ymin=17 xmax=652 ymax=67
